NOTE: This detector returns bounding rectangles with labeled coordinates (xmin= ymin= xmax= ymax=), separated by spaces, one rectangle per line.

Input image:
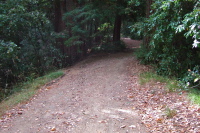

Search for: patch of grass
xmin=140 ymin=72 xmax=167 ymax=84
xmin=165 ymin=107 xmax=177 ymax=118
xmin=139 ymin=71 xmax=200 ymax=106
xmin=166 ymin=81 xmax=180 ymax=92
xmin=0 ymin=70 xmax=64 ymax=116
xmin=188 ymin=88 xmax=200 ymax=105
xmin=139 ymin=71 xmax=179 ymax=92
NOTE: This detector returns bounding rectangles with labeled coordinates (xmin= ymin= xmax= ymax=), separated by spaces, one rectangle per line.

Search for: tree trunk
xmin=143 ymin=0 xmax=153 ymax=47
xmin=54 ymin=0 xmax=65 ymax=33
xmin=146 ymin=0 xmax=153 ymax=18
xmin=113 ymin=14 xmax=122 ymax=45
xmin=54 ymin=0 xmax=67 ymax=66
xmin=113 ymin=0 xmax=123 ymax=45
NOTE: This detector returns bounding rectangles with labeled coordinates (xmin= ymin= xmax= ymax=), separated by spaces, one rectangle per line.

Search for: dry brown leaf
xmin=46 ymin=86 xmax=52 ymax=90
xmin=128 ymin=95 xmax=134 ymax=98
xmin=51 ymin=127 xmax=56 ymax=131
xmin=156 ymin=118 xmax=164 ymax=123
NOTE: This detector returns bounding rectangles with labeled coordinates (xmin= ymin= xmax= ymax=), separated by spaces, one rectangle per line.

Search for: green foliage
xmin=63 ymin=0 xmax=145 ymax=52
xmin=0 ymin=41 xmax=19 ymax=86
xmin=135 ymin=44 xmax=149 ymax=64
xmin=140 ymin=71 xmax=179 ymax=92
xmin=179 ymin=66 xmax=200 ymax=105
xmin=0 ymin=0 xmax=52 ymax=43
xmin=122 ymin=21 xmax=143 ymax=40
xmin=63 ymin=4 xmax=97 ymax=48
xmin=138 ymin=0 xmax=200 ymax=78
xmin=176 ymin=1 xmax=200 ymax=48
xmin=19 ymin=30 xmax=65 ymax=74
xmin=178 ymin=66 xmax=200 ymax=105
xmin=180 ymin=66 xmax=200 ymax=89
xmin=188 ymin=88 xmax=200 ymax=105
xmin=140 ymin=71 xmax=168 ymax=84
xmin=63 ymin=2 xmax=113 ymax=52
xmin=0 ymin=0 xmax=65 ymax=94
xmin=122 ymin=0 xmax=145 ymax=39
xmin=92 ymin=40 xmax=126 ymax=52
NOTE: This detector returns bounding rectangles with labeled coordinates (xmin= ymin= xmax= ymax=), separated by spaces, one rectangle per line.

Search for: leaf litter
xmin=127 ymin=60 xmax=200 ymax=132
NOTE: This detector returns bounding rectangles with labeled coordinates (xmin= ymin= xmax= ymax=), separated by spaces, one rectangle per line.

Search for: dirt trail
xmin=0 ymin=39 xmax=148 ymax=133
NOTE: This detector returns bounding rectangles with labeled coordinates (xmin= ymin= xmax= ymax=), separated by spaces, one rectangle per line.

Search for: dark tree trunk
xmin=54 ymin=0 xmax=65 ymax=33
xmin=113 ymin=14 xmax=122 ymax=44
xmin=54 ymin=0 xmax=67 ymax=66
xmin=113 ymin=0 xmax=123 ymax=45
xmin=143 ymin=0 xmax=153 ymax=47
xmin=146 ymin=0 xmax=153 ymax=18
xmin=66 ymin=0 xmax=77 ymax=37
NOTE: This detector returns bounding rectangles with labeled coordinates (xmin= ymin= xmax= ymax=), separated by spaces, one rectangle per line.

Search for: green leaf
xmin=194 ymin=78 xmax=199 ymax=83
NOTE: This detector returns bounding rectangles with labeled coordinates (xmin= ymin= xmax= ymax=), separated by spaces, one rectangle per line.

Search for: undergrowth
xmin=0 ymin=70 xmax=64 ymax=116
xmin=188 ymin=89 xmax=200 ymax=106
xmin=140 ymin=71 xmax=179 ymax=92
xmin=165 ymin=107 xmax=177 ymax=119
xmin=139 ymin=71 xmax=200 ymax=106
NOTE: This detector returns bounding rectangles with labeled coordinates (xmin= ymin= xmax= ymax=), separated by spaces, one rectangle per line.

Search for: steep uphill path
xmin=0 ymin=38 xmax=148 ymax=133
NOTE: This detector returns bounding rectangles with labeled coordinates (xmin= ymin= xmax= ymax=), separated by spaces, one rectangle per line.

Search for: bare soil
xmin=0 ymin=39 xmax=148 ymax=133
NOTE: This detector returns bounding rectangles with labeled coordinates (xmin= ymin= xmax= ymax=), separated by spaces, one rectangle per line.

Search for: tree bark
xmin=143 ymin=0 xmax=153 ymax=47
xmin=113 ymin=0 xmax=123 ymax=45
xmin=146 ymin=0 xmax=153 ymax=18
xmin=113 ymin=14 xmax=122 ymax=45
xmin=54 ymin=0 xmax=67 ymax=66
xmin=54 ymin=0 xmax=65 ymax=33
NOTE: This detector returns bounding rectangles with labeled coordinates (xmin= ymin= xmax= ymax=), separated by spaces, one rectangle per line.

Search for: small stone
xmin=120 ymin=125 xmax=126 ymax=128
xmin=129 ymin=125 xmax=136 ymax=128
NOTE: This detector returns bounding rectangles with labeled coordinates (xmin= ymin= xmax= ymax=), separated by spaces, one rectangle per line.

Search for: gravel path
xmin=0 ymin=39 xmax=148 ymax=133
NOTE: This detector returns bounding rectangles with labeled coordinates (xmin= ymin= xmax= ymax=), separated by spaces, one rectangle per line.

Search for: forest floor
xmin=0 ymin=38 xmax=200 ymax=133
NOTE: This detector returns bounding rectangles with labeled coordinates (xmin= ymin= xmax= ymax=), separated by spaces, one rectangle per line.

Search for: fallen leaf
xmin=17 ymin=111 xmax=23 ymax=115
xmin=46 ymin=87 xmax=52 ymax=90
xmin=128 ymin=95 xmax=134 ymax=98
xmin=98 ymin=120 xmax=107 ymax=123
xmin=51 ymin=127 xmax=56 ymax=131
xmin=156 ymin=118 xmax=163 ymax=123
xmin=120 ymin=125 xmax=126 ymax=128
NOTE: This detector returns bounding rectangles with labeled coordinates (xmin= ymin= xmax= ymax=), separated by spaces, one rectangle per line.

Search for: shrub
xmin=180 ymin=66 xmax=200 ymax=90
xmin=138 ymin=0 xmax=200 ymax=78
xmin=0 ymin=0 xmax=65 ymax=99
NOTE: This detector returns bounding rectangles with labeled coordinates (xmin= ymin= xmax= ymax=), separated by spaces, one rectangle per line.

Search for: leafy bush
xmin=180 ymin=66 xmax=200 ymax=90
xmin=0 ymin=41 xmax=18 ymax=87
xmin=0 ymin=0 xmax=65 ymax=98
xmin=138 ymin=0 xmax=200 ymax=78
xmin=176 ymin=1 xmax=200 ymax=48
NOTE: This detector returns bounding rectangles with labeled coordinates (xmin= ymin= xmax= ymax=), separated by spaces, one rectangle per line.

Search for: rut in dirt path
xmin=0 ymin=41 xmax=148 ymax=133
